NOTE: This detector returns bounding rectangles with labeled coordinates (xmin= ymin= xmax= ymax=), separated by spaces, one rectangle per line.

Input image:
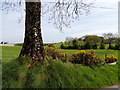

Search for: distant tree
xmin=99 ymin=39 xmax=105 ymax=49
xmin=72 ymin=39 xmax=78 ymax=49
xmin=114 ymin=38 xmax=120 ymax=50
xmin=78 ymin=38 xmax=82 ymax=41
xmin=84 ymin=42 xmax=91 ymax=49
xmin=72 ymin=39 xmax=78 ymax=44
xmin=77 ymin=41 xmax=85 ymax=49
xmin=83 ymin=35 xmax=102 ymax=49
xmin=102 ymin=33 xmax=116 ymax=49
xmin=15 ymin=43 xmax=23 ymax=46
xmin=65 ymin=37 xmax=74 ymax=42
xmin=60 ymin=43 xmax=64 ymax=49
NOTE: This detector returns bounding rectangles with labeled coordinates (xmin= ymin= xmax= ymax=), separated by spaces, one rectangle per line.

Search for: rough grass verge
xmin=2 ymin=58 xmax=119 ymax=88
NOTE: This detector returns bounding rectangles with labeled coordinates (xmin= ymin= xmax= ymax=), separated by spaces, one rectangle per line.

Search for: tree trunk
xmin=19 ymin=0 xmax=44 ymax=62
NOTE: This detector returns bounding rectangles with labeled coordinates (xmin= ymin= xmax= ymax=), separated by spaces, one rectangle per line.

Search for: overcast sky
xmin=0 ymin=0 xmax=119 ymax=43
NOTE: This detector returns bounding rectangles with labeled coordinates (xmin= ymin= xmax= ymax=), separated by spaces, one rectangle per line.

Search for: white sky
xmin=0 ymin=0 xmax=119 ymax=43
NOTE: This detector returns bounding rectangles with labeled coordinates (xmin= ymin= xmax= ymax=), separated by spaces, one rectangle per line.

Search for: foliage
xmin=114 ymin=44 xmax=120 ymax=50
xmin=99 ymin=43 xmax=105 ymax=49
xmin=83 ymin=35 xmax=102 ymax=45
xmin=15 ymin=43 xmax=23 ymax=46
xmin=84 ymin=42 xmax=91 ymax=49
xmin=60 ymin=43 xmax=76 ymax=49
xmin=91 ymin=44 xmax=97 ymax=49
xmin=47 ymin=43 xmax=55 ymax=47
xmin=104 ymin=56 xmax=118 ymax=63
xmin=72 ymin=50 xmax=103 ymax=66
xmin=2 ymin=59 xmax=119 ymax=88
xmin=108 ymin=44 xmax=114 ymax=49
xmin=65 ymin=37 xmax=74 ymax=42
xmin=114 ymin=38 xmax=120 ymax=50
xmin=45 ymin=47 xmax=70 ymax=62
xmin=61 ymin=34 xmax=119 ymax=50
xmin=60 ymin=43 xmax=64 ymax=49
xmin=62 ymin=49 xmax=118 ymax=61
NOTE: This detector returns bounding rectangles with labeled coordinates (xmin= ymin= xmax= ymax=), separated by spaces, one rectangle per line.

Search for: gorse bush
xmin=45 ymin=47 xmax=70 ymax=62
xmin=104 ymin=56 xmax=118 ymax=63
xmin=72 ymin=50 xmax=103 ymax=66
xmin=45 ymin=46 xmax=119 ymax=67
xmin=45 ymin=47 xmax=105 ymax=67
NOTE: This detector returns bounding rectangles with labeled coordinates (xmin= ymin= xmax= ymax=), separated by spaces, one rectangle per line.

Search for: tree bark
xmin=19 ymin=0 xmax=44 ymax=62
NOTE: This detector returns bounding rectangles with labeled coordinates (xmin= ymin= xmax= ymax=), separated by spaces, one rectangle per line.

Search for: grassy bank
xmin=2 ymin=59 xmax=119 ymax=88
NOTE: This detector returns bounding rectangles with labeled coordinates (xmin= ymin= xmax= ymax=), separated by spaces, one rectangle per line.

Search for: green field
xmin=1 ymin=46 xmax=120 ymax=88
xmin=2 ymin=46 xmax=118 ymax=63
xmin=2 ymin=46 xmax=21 ymax=63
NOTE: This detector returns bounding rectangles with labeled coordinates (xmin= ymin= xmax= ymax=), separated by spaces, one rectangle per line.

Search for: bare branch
xmin=1 ymin=0 xmax=22 ymax=13
xmin=42 ymin=0 xmax=95 ymax=31
xmin=1 ymin=0 xmax=95 ymax=31
xmin=1 ymin=0 xmax=24 ymax=23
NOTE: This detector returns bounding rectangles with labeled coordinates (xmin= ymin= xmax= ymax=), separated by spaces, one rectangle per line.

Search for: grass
xmin=2 ymin=59 xmax=119 ymax=88
xmin=2 ymin=46 xmax=21 ymax=63
xmin=1 ymin=46 xmax=119 ymax=88
xmin=54 ymin=43 xmax=62 ymax=48
xmin=95 ymin=50 xmax=118 ymax=60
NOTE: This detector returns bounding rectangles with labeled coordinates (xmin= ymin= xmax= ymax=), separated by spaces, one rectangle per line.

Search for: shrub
xmin=104 ymin=56 xmax=118 ymax=63
xmin=60 ymin=43 xmax=73 ymax=49
xmin=91 ymin=44 xmax=97 ymax=49
xmin=99 ymin=43 xmax=105 ymax=49
xmin=73 ymin=43 xmax=78 ymax=49
xmin=114 ymin=44 xmax=120 ymax=50
xmin=48 ymin=43 xmax=55 ymax=47
xmin=108 ymin=44 xmax=114 ymax=49
xmin=80 ymin=45 xmax=85 ymax=49
xmin=84 ymin=43 xmax=91 ymax=49
xmin=60 ymin=43 xmax=64 ymax=49
xmin=15 ymin=43 xmax=23 ymax=46
xmin=45 ymin=47 xmax=70 ymax=62
xmin=72 ymin=50 xmax=103 ymax=66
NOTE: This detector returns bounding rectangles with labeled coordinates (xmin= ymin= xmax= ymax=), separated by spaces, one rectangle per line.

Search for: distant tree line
xmin=61 ymin=33 xmax=120 ymax=50
xmin=15 ymin=43 xmax=58 ymax=47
